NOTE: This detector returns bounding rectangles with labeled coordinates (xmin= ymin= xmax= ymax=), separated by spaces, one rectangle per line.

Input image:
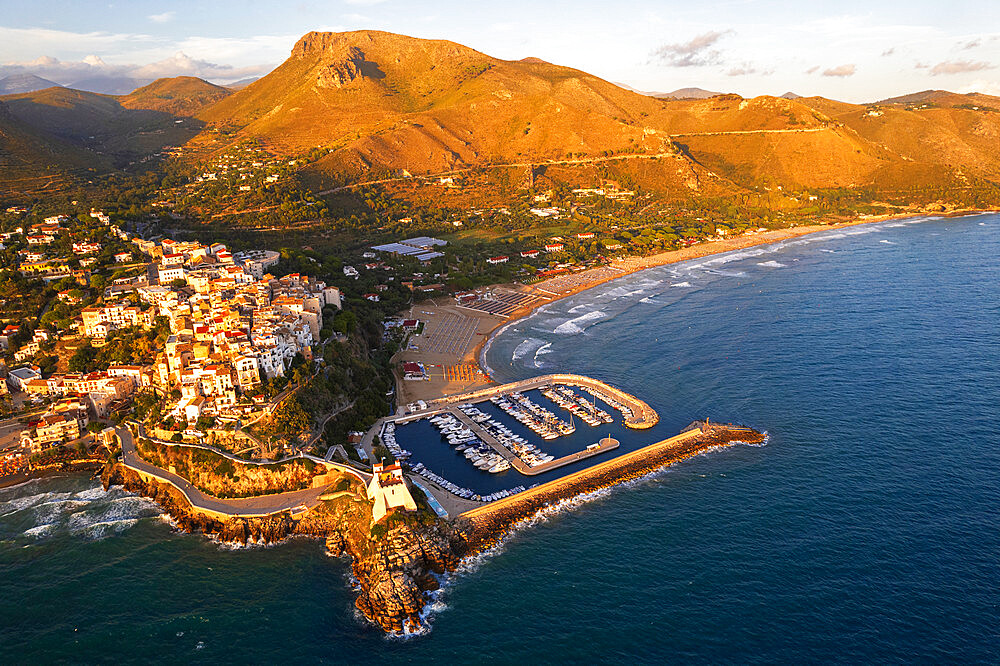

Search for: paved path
xmin=118 ymin=427 xmax=352 ymax=518
xmin=305 ymin=398 xmax=355 ymax=453
xmin=137 ymin=426 xmax=367 ymax=481
xmin=670 ymin=127 xmax=830 ymax=137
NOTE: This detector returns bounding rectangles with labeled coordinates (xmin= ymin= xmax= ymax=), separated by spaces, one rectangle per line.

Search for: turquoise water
xmin=3 ymin=214 xmax=1000 ymax=662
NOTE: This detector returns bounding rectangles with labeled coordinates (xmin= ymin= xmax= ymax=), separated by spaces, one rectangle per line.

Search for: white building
xmin=366 ymin=462 xmax=417 ymax=522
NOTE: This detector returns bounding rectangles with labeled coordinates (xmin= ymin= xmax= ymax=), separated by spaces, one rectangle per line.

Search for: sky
xmin=0 ymin=0 xmax=998 ymax=101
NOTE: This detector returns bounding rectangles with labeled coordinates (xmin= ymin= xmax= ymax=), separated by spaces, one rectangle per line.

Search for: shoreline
xmin=0 ymin=461 xmax=104 ymax=490
xmin=472 ymin=208 xmax=995 ymax=379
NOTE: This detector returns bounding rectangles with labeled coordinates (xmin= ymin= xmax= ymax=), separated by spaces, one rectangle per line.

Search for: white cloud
xmin=930 ymin=60 xmax=994 ymax=75
xmin=727 ymin=62 xmax=771 ymax=77
xmin=0 ymin=25 xmax=156 ymax=57
xmin=343 ymin=0 xmax=386 ymax=5
xmin=173 ymin=34 xmax=302 ymax=62
xmin=956 ymin=79 xmax=1000 ymax=95
xmin=0 ymin=51 xmax=275 ymax=86
xmin=651 ymin=30 xmax=733 ymax=67
xmin=343 ymin=13 xmax=370 ymax=22
xmin=148 ymin=11 xmax=175 ymax=23
xmin=0 ymin=25 xmax=299 ymax=72
xmin=822 ymin=64 xmax=856 ymax=77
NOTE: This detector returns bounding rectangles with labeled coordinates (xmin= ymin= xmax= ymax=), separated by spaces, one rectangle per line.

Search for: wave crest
xmin=553 ymin=310 xmax=606 ymax=335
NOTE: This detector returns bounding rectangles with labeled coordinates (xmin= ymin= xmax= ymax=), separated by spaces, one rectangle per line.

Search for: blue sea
xmin=3 ymin=213 xmax=999 ymax=663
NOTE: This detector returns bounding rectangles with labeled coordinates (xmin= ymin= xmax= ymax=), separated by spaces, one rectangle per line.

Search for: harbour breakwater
xmin=456 ymin=423 xmax=766 ymax=553
xmin=99 ymin=421 xmax=764 ymax=635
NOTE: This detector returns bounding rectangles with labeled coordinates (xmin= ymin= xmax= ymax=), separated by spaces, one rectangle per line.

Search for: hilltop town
xmin=0 ymin=207 xmax=353 ymax=477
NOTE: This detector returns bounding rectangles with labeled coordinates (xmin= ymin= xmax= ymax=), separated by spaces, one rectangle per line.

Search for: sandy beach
xmin=396 ymin=208 xmax=990 ymax=403
xmin=393 ymin=301 xmax=504 ymax=407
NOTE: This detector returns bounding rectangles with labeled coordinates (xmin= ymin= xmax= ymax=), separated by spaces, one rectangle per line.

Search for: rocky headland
xmin=101 ymin=423 xmax=763 ymax=634
xmin=101 ymin=462 xmax=467 ymax=634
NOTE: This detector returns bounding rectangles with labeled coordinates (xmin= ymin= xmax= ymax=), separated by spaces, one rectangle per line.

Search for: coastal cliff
xmin=101 ymin=462 xmax=466 ymax=634
xmin=101 ymin=423 xmax=764 ymax=634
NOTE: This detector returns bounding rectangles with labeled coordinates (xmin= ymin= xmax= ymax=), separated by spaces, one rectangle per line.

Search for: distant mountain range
xmin=615 ymin=83 xmax=722 ymax=99
xmin=0 ymin=76 xmax=230 ymax=194
xmin=3 ymin=30 xmax=1000 ymax=204
xmin=225 ymin=77 xmax=261 ymax=90
xmin=66 ymin=76 xmax=155 ymax=95
xmin=877 ymin=89 xmax=1000 ymax=108
xmin=653 ymin=87 xmax=723 ymax=99
xmin=0 ymin=74 xmax=62 ymax=95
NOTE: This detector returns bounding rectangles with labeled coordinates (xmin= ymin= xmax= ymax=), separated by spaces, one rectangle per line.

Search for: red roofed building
xmin=402 ymin=362 xmax=425 ymax=380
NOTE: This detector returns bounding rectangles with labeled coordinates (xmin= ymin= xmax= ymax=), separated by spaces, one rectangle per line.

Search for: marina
xmin=382 ymin=374 xmax=656 ymax=505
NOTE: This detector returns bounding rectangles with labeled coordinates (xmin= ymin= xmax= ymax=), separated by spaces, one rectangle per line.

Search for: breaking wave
xmin=757 ymin=260 xmax=785 ymax=268
xmin=3 ymin=481 xmax=162 ymax=542
xmin=511 ymin=337 xmax=547 ymax=362
xmin=553 ymin=310 xmax=606 ymax=335
xmin=532 ymin=342 xmax=554 ymax=369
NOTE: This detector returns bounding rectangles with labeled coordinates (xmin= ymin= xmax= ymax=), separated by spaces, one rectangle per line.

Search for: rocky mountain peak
xmin=316 ymin=46 xmax=368 ymax=89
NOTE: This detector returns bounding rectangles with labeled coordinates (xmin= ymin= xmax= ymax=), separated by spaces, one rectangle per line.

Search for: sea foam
xmin=553 ymin=310 xmax=606 ymax=335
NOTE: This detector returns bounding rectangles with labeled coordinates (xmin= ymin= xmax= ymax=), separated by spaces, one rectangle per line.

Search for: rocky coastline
xmin=99 ymin=423 xmax=763 ymax=634
xmin=101 ymin=462 xmax=468 ymax=634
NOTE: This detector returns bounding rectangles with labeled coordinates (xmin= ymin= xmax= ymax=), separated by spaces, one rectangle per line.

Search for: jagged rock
xmin=100 ymin=461 xmax=468 ymax=634
xmin=325 ymin=533 xmax=347 ymax=557
xmin=316 ymin=47 xmax=366 ymax=89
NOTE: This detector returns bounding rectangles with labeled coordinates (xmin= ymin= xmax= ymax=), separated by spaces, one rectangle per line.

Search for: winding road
xmin=117 ymin=426 xmax=360 ymax=519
